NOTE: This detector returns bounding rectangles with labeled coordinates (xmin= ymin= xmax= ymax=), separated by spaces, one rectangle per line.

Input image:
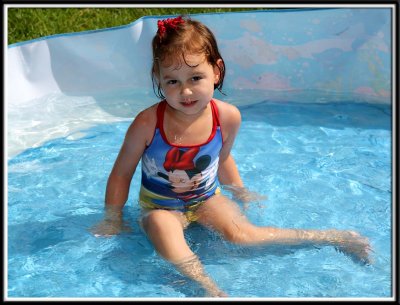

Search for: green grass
xmin=7 ymin=7 xmax=267 ymax=45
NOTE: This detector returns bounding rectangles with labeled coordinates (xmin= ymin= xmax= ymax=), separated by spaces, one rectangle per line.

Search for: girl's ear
xmin=213 ymin=59 xmax=223 ymax=84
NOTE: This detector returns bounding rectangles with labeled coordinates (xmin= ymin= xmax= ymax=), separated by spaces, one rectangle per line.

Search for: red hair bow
xmin=157 ymin=16 xmax=184 ymax=39
xmin=163 ymin=147 xmax=199 ymax=171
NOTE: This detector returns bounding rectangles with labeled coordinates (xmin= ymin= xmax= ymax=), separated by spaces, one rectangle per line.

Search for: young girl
xmin=91 ymin=16 xmax=371 ymax=297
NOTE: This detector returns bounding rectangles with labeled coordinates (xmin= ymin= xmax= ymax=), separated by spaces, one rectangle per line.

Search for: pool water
xmin=7 ymin=100 xmax=392 ymax=298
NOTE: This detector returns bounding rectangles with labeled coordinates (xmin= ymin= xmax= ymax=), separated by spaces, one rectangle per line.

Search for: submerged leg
xmin=195 ymin=194 xmax=372 ymax=264
xmin=140 ymin=209 xmax=227 ymax=297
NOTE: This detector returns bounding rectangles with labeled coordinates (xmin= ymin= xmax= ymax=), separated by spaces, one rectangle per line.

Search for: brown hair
xmin=151 ymin=16 xmax=226 ymax=99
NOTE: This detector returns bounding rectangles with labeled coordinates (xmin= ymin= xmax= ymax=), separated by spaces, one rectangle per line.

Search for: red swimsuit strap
xmin=156 ymin=100 xmax=167 ymax=129
xmin=156 ymin=99 xmax=220 ymax=148
xmin=210 ymin=99 xmax=221 ymax=128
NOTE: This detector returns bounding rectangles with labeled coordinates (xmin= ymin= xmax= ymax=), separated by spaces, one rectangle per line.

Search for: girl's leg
xmin=140 ymin=209 xmax=226 ymax=297
xmin=195 ymin=194 xmax=371 ymax=263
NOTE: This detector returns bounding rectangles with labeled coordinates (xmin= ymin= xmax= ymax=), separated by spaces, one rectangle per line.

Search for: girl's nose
xmin=181 ymin=86 xmax=192 ymax=96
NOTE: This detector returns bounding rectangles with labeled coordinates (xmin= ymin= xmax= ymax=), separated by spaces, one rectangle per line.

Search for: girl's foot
xmin=332 ymin=230 xmax=372 ymax=264
xmin=206 ymin=287 xmax=228 ymax=297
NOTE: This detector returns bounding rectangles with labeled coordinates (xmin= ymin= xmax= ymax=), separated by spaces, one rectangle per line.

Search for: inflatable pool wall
xmin=7 ymin=8 xmax=392 ymax=157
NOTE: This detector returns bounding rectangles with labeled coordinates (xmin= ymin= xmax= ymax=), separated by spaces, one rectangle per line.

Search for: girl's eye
xmin=167 ymin=80 xmax=177 ymax=85
xmin=192 ymin=76 xmax=202 ymax=81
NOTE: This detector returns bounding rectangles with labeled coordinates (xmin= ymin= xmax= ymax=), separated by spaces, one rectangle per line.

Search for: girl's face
xmin=157 ymin=53 xmax=221 ymax=116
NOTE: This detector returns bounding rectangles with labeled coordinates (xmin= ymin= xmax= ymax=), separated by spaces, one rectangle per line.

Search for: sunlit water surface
xmin=8 ymin=100 xmax=392 ymax=298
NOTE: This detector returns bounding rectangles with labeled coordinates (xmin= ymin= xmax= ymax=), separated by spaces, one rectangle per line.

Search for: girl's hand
xmin=222 ymin=185 xmax=267 ymax=210
xmin=89 ymin=219 xmax=132 ymax=237
xmin=89 ymin=205 xmax=132 ymax=237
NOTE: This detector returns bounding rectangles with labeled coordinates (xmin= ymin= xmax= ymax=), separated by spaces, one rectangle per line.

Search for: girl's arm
xmin=91 ymin=106 xmax=156 ymax=236
xmin=215 ymin=100 xmax=243 ymax=186
xmin=105 ymin=107 xmax=156 ymax=207
xmin=218 ymin=154 xmax=243 ymax=187
xmin=215 ymin=100 xmax=266 ymax=204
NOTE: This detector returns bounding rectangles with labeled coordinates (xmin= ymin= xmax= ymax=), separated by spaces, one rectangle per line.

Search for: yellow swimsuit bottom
xmin=139 ymin=185 xmax=221 ymax=222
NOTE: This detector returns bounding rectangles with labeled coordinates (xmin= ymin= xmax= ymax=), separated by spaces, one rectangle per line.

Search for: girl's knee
xmin=142 ymin=210 xmax=171 ymax=231
xmin=220 ymin=222 xmax=255 ymax=244
xmin=141 ymin=209 xmax=183 ymax=235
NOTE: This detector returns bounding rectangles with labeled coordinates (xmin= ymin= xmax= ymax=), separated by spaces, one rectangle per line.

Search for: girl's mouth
xmin=181 ymin=100 xmax=197 ymax=107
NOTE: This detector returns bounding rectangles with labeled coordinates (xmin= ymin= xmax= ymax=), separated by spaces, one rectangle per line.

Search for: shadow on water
xmin=238 ymin=101 xmax=391 ymax=131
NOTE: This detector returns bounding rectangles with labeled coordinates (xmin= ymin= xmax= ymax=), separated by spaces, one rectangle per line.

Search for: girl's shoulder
xmin=134 ymin=102 xmax=159 ymax=124
xmin=126 ymin=102 xmax=160 ymax=145
xmin=212 ymin=98 xmax=241 ymax=126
